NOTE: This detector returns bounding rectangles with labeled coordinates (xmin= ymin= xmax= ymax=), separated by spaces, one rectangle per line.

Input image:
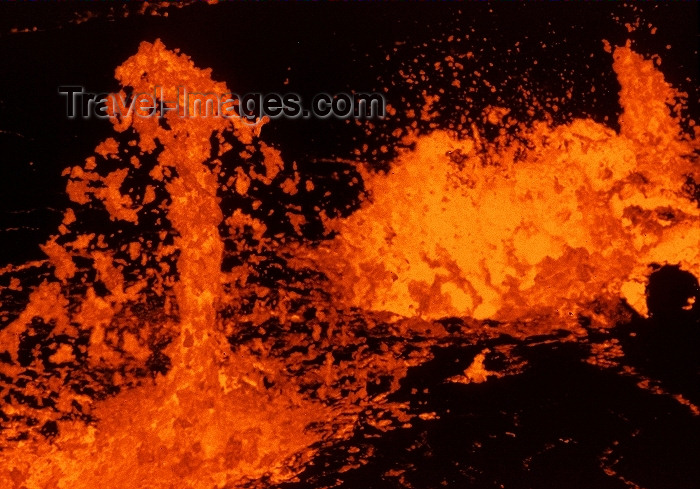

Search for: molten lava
xmin=302 ymin=45 xmax=699 ymax=323
xmin=0 ymin=40 xmax=335 ymax=488
xmin=0 ymin=32 xmax=698 ymax=489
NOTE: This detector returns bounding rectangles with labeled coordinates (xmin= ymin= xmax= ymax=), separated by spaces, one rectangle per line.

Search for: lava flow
xmin=0 ymin=32 xmax=698 ymax=489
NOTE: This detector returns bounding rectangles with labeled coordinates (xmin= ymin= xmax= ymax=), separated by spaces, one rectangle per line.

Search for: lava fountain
xmin=0 ymin=40 xmax=336 ymax=489
xmin=298 ymin=44 xmax=699 ymax=324
xmin=0 ymin=30 xmax=698 ymax=489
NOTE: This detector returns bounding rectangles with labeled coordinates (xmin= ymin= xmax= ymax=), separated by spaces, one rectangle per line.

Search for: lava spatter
xmin=301 ymin=45 xmax=699 ymax=324
xmin=0 ymin=37 xmax=458 ymax=489
xmin=0 ymin=21 xmax=698 ymax=489
xmin=0 ymin=40 xmax=338 ymax=488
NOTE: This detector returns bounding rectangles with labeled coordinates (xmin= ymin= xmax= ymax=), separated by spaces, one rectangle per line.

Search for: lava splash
xmin=301 ymin=45 xmax=699 ymax=323
xmin=0 ymin=40 xmax=337 ymax=488
xmin=0 ymin=29 xmax=698 ymax=489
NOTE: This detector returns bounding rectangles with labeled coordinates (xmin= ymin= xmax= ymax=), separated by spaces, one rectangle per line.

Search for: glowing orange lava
xmin=0 ymin=40 xmax=335 ymax=489
xmin=0 ymin=34 xmax=698 ymax=489
xmin=300 ymin=44 xmax=699 ymax=324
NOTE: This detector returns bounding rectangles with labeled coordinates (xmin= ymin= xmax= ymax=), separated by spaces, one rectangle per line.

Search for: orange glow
xmin=300 ymin=45 xmax=699 ymax=324
xmin=0 ymin=40 xmax=335 ymax=488
xmin=0 ymin=28 xmax=698 ymax=489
